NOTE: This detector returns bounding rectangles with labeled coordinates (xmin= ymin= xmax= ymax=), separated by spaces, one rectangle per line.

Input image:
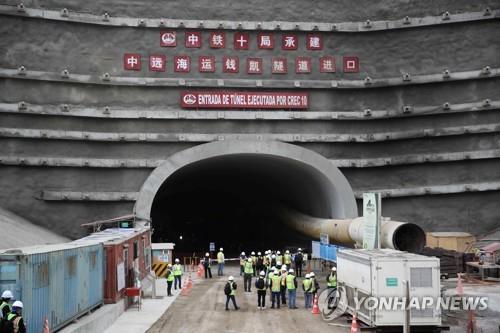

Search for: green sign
xmin=363 ymin=192 xmax=381 ymax=250
xmin=386 ymin=277 xmax=398 ymax=287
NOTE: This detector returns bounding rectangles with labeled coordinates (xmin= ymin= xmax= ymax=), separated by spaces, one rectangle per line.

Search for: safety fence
xmin=311 ymin=241 xmax=342 ymax=262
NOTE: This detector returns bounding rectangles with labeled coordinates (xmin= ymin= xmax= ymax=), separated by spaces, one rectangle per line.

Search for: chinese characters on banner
xmin=125 ymin=31 xmax=360 ymax=74
xmin=181 ymin=91 xmax=309 ymax=109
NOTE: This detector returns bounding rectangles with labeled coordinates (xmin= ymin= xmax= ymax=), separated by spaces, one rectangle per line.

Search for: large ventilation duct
xmin=276 ymin=206 xmax=426 ymax=253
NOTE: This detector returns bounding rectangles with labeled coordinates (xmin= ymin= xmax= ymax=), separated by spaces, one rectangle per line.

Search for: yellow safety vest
xmin=286 ymin=274 xmax=296 ymax=290
xmin=327 ymin=273 xmax=337 ymax=287
xmin=240 ymin=257 xmax=245 ymax=265
xmin=251 ymin=255 xmax=256 ymax=264
xmin=173 ymin=264 xmax=182 ymax=276
xmin=217 ymin=251 xmax=225 ymax=263
xmin=271 ymin=275 xmax=281 ymax=292
xmin=8 ymin=313 xmax=22 ymax=333
xmin=303 ymin=279 xmax=312 ymax=293
xmin=166 ymin=269 xmax=174 ymax=282
xmin=281 ymin=273 xmax=287 ymax=286
xmin=276 ymin=255 xmax=283 ymax=263
xmin=229 ymin=282 xmax=236 ymax=296
xmin=244 ymin=261 xmax=254 ymax=274
xmin=284 ymin=254 xmax=291 ymax=264
xmin=310 ymin=278 xmax=317 ymax=293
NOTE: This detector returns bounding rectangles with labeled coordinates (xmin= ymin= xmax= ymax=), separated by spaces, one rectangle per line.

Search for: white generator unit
xmin=337 ymin=248 xmax=441 ymax=328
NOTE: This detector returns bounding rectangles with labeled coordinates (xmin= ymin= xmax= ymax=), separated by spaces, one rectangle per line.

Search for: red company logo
xmin=183 ymin=94 xmax=197 ymax=105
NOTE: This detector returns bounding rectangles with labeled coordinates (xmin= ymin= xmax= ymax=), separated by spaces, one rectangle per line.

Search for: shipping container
xmin=74 ymin=227 xmax=151 ymax=304
xmin=0 ymin=243 xmax=103 ymax=333
xmin=337 ymin=248 xmax=441 ymax=328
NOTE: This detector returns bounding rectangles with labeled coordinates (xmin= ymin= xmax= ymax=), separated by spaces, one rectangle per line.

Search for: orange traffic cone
xmin=311 ymin=294 xmax=320 ymax=314
xmin=187 ymin=273 xmax=193 ymax=289
xmin=43 ymin=317 xmax=50 ymax=333
xmin=197 ymin=264 xmax=204 ymax=278
xmin=350 ymin=313 xmax=360 ymax=333
xmin=456 ymin=273 xmax=464 ymax=296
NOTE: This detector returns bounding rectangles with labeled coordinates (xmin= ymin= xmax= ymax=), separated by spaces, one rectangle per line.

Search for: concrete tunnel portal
xmin=134 ymin=141 xmax=359 ymax=255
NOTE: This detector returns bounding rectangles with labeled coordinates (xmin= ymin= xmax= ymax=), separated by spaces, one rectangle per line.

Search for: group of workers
xmin=0 ymin=290 xmax=25 ymax=333
xmin=216 ymin=248 xmax=337 ymax=311
xmin=236 ymin=249 xmax=306 ymax=278
xmin=161 ymin=247 xmax=338 ymax=312
xmin=164 ymin=258 xmax=184 ymax=297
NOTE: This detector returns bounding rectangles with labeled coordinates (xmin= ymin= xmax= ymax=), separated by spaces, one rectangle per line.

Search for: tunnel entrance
xmin=134 ymin=141 xmax=357 ymax=256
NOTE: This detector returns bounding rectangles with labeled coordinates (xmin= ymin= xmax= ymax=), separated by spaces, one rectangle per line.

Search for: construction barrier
xmin=152 ymin=262 xmax=169 ymax=278
xmin=312 ymin=241 xmax=342 ymax=262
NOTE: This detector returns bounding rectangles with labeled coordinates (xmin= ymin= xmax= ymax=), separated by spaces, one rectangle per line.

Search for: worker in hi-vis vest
xmin=166 ymin=264 xmax=174 ymax=296
xmin=251 ymin=252 xmax=257 ymax=277
xmin=243 ymin=258 xmax=254 ymax=292
xmin=0 ymin=290 xmax=13 ymax=319
xmin=327 ymin=266 xmax=337 ymax=289
xmin=255 ymin=270 xmax=268 ymax=310
xmin=302 ymin=273 xmax=313 ymax=308
xmin=173 ymin=258 xmax=183 ymax=290
xmin=239 ymin=252 xmax=246 ymax=276
xmin=6 ymin=301 xmax=26 ymax=333
xmin=270 ymin=269 xmax=282 ymax=309
xmin=286 ymin=268 xmax=298 ymax=309
xmin=203 ymin=252 xmax=212 ymax=279
xmin=284 ymin=250 xmax=292 ymax=266
xmin=326 ymin=266 xmax=338 ymax=309
xmin=217 ymin=248 xmax=225 ymax=276
xmin=224 ymin=276 xmax=239 ymax=311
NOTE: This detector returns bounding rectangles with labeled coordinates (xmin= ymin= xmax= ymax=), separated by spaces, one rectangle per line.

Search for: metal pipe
xmin=276 ymin=206 xmax=426 ymax=253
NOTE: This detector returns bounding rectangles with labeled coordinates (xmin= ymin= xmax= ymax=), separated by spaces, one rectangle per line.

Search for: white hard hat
xmin=247 ymin=258 xmax=252 ymax=262
xmin=271 ymin=254 xmax=276 ymax=258
xmin=257 ymin=252 xmax=261 ymax=255
xmin=260 ymin=271 xmax=266 ymax=276
xmin=175 ymin=258 xmax=180 ymax=262
xmin=286 ymin=250 xmax=290 ymax=254
xmin=12 ymin=301 xmax=23 ymax=309
xmin=288 ymin=268 xmax=294 ymax=273
xmin=305 ymin=273 xmax=310 ymax=278
xmin=167 ymin=264 xmax=172 ymax=267
xmin=277 ymin=261 xmax=282 ymax=266
xmin=271 ymin=266 xmax=276 ymax=271
xmin=205 ymin=252 xmax=209 ymax=256
xmin=228 ymin=276 xmax=234 ymax=281
xmin=277 ymin=251 xmax=281 ymax=255
xmin=310 ymin=272 xmax=315 ymax=277
xmin=281 ymin=264 xmax=287 ymax=270
xmin=241 ymin=251 xmax=245 ymax=255
xmin=332 ymin=267 xmax=337 ymax=271
xmin=251 ymin=251 xmax=255 ymax=255
xmin=298 ymin=248 xmax=302 ymax=251
xmin=1 ymin=290 xmax=13 ymax=299
xmin=220 ymin=248 xmax=223 ymax=251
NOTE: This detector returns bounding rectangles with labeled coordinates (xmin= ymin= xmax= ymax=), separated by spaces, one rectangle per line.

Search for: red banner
xmin=180 ymin=91 xmax=309 ymax=109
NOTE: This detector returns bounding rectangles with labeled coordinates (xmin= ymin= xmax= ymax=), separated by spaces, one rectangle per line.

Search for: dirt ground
xmin=147 ymin=265 xmax=348 ymax=333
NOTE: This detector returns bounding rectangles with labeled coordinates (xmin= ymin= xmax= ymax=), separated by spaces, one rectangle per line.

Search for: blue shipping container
xmin=0 ymin=243 xmax=104 ymax=333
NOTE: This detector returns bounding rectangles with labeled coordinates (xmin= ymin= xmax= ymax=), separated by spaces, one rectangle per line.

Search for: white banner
xmin=363 ymin=192 xmax=381 ymax=250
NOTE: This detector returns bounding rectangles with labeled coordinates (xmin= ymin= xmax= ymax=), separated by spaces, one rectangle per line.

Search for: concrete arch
xmin=134 ymin=140 xmax=357 ymax=222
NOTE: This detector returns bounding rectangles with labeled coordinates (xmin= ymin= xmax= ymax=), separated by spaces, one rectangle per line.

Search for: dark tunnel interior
xmin=150 ymin=154 xmax=338 ymax=256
